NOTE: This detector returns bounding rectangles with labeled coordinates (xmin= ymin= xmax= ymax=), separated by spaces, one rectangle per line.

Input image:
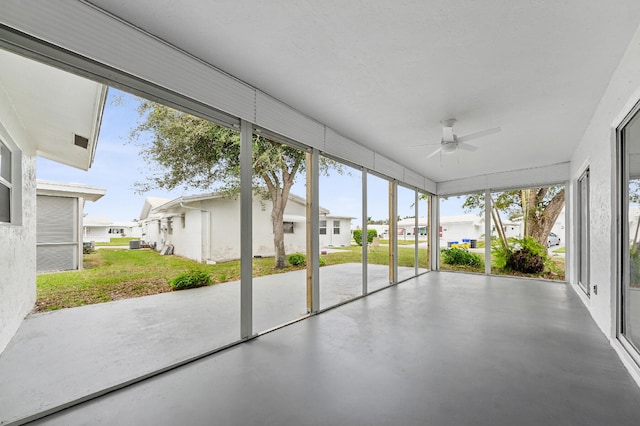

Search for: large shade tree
xmin=130 ymin=100 xmax=335 ymax=268
xmin=463 ymin=187 xmax=565 ymax=247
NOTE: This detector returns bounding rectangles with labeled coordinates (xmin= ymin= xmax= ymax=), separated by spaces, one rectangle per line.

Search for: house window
xmin=320 ymin=220 xmax=327 ymax=235
xmin=333 ymin=220 xmax=340 ymax=235
xmin=181 ymin=214 xmax=186 ymax=228
xmin=0 ymin=140 xmax=12 ymax=223
xmin=283 ymin=221 xmax=294 ymax=234
xmin=167 ymin=218 xmax=173 ymax=235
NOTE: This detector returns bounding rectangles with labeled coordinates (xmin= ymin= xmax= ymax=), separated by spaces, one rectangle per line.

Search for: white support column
xmin=430 ymin=194 xmax=440 ymax=270
xmin=485 ymin=189 xmax=492 ymax=275
xmin=390 ymin=181 xmax=398 ymax=284
xmin=240 ymin=119 xmax=253 ymax=339
xmin=310 ymin=148 xmax=320 ymax=313
xmin=564 ymin=180 xmax=571 ymax=283
xmin=362 ymin=169 xmax=368 ymax=295
xmin=414 ymin=190 xmax=419 ymax=275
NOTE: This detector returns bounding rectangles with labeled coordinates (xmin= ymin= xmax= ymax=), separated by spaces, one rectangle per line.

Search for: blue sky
xmin=37 ymin=88 xmax=466 ymax=223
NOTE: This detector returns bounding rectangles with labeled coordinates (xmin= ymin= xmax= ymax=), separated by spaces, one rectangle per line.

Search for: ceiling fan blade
xmin=457 ymin=142 xmax=478 ymax=152
xmin=457 ymin=126 xmax=502 ymax=143
xmin=405 ymin=141 xmax=442 ymax=148
xmin=426 ymin=147 xmax=442 ymax=159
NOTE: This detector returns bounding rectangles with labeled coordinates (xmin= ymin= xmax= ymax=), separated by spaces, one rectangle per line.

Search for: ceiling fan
xmin=418 ymin=119 xmax=502 ymax=159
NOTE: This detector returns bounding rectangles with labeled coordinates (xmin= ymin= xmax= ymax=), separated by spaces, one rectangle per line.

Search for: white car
xmin=547 ymin=232 xmax=560 ymax=247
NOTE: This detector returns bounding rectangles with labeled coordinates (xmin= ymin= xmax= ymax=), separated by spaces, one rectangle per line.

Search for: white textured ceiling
xmin=89 ymin=0 xmax=640 ymax=182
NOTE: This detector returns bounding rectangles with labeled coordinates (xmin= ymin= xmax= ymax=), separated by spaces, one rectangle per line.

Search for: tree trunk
xmin=265 ymin=172 xmax=297 ymax=269
xmin=525 ymin=189 xmax=565 ymax=246
xmin=272 ymin=201 xmax=287 ymax=269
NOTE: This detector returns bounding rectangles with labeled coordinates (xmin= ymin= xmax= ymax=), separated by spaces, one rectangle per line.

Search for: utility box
xmin=129 ymin=240 xmax=141 ymax=250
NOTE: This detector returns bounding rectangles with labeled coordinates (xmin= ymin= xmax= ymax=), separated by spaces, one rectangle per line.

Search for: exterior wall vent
xmin=74 ymin=134 xmax=89 ymax=149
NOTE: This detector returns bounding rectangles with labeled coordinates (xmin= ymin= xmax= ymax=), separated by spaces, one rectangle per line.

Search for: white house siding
xmin=170 ymin=208 xmax=205 ymax=262
xmin=84 ymin=226 xmax=109 ymax=243
xmin=319 ymin=217 xmax=352 ymax=247
xmin=142 ymin=217 xmax=163 ymax=247
xmin=252 ymin=196 xmax=307 ymax=258
xmin=439 ymin=217 xmax=481 ymax=246
xmin=142 ymin=194 xmax=352 ymax=262
xmin=0 ymin=99 xmax=36 ymax=354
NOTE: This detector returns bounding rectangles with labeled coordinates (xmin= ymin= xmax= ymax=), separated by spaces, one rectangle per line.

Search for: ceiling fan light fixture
xmin=442 ymin=142 xmax=457 ymax=154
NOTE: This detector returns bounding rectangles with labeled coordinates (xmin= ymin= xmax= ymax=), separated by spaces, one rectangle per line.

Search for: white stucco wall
xmin=0 ymin=97 xmax=37 ymax=354
xmin=569 ymin=24 xmax=640 ymax=345
xmin=83 ymin=226 xmax=109 ymax=243
xmin=440 ymin=221 xmax=479 ymax=246
xmin=319 ymin=217 xmax=352 ymax=247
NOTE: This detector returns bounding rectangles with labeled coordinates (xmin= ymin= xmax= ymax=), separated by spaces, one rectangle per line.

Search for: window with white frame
xmin=320 ymin=220 xmax=327 ymax=235
xmin=0 ymin=139 xmax=12 ymax=223
xmin=283 ymin=221 xmax=294 ymax=234
xmin=333 ymin=220 xmax=340 ymax=234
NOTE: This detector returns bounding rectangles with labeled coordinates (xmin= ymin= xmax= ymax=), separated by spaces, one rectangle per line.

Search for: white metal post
xmin=390 ymin=181 xmax=398 ymax=284
xmin=485 ymin=189 xmax=492 ymax=275
xmin=240 ymin=119 xmax=253 ymax=339
xmin=362 ymin=169 xmax=368 ymax=295
xmin=311 ymin=148 xmax=320 ymax=313
xmin=431 ymin=194 xmax=440 ymax=270
xmin=414 ymin=190 xmax=419 ymax=275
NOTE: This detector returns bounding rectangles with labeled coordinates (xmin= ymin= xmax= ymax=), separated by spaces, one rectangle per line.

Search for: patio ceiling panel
xmin=373 ymin=153 xmax=404 ymax=182
xmin=437 ymin=162 xmax=570 ymax=196
xmin=324 ymin=128 xmax=375 ymax=170
xmin=255 ymin=91 xmax=325 ymax=151
xmin=403 ymin=169 xmax=426 ymax=190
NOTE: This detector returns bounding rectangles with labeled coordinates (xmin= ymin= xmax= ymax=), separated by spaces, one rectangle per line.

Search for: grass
xmin=553 ymin=246 xmax=565 ymax=253
xmin=378 ymin=239 xmax=421 ymax=246
xmin=94 ymin=237 xmax=138 ymax=247
xmin=37 ymin=244 xmax=564 ymax=312
xmin=36 ymin=249 xmax=307 ymax=312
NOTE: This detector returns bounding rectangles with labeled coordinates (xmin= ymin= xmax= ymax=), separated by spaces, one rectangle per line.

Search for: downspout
xmin=180 ymin=202 xmax=211 ymax=263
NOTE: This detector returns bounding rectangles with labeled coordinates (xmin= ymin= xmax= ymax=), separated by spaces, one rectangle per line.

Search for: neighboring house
xmin=83 ymin=216 xmax=142 ymax=242
xmin=439 ymin=214 xmax=521 ymax=247
xmin=397 ymin=217 xmax=429 ymax=240
xmin=140 ymin=192 xmax=353 ymax=263
xmin=83 ymin=215 xmax=112 ymax=243
xmin=109 ymin=221 xmax=142 ymax=239
xmin=0 ymin=48 xmax=106 ymax=353
xmin=36 ymin=180 xmax=106 ymax=273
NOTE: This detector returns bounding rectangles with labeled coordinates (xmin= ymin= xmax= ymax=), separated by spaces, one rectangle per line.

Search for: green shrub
xmin=288 ymin=253 xmax=306 ymax=266
xmin=441 ymin=247 xmax=483 ymax=267
xmin=168 ymin=269 xmax=212 ymax=290
xmin=319 ymin=257 xmax=326 ymax=267
xmin=493 ymin=237 xmax=548 ymax=274
xmin=353 ymin=229 xmax=378 ymax=246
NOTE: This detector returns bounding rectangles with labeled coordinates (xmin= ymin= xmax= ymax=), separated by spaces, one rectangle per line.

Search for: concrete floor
xmin=14 ymin=272 xmax=640 ymax=425
xmin=0 ymin=263 xmax=416 ymax=425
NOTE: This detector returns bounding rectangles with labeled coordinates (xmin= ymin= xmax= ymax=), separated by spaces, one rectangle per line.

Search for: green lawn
xmin=553 ymin=246 xmax=566 ymax=253
xmin=378 ymin=239 xmax=420 ymax=246
xmin=36 ymin=246 xmax=431 ymax=312
xmin=37 ymin=249 xmax=307 ymax=312
xmin=94 ymin=237 xmax=138 ymax=247
xmin=37 ymin=244 xmax=563 ymax=313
